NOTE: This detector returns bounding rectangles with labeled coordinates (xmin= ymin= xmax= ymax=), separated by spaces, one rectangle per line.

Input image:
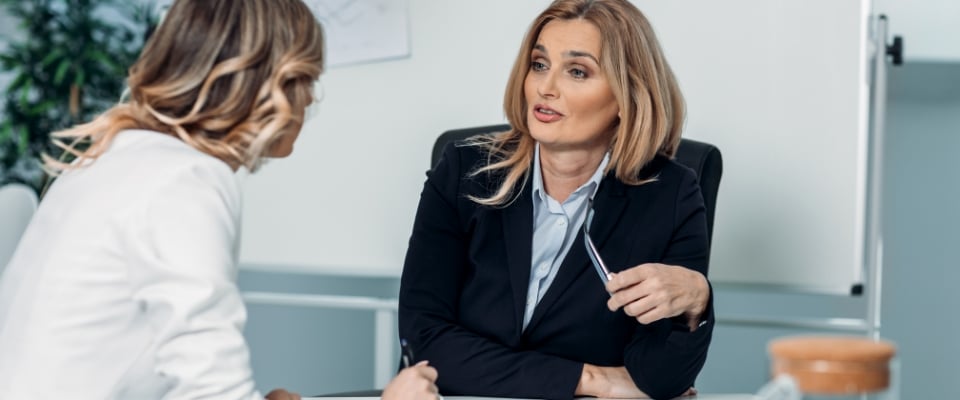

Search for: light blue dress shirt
xmin=522 ymin=143 xmax=610 ymax=330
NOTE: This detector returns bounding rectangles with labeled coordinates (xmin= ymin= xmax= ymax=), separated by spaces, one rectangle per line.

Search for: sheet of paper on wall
xmin=304 ymin=0 xmax=411 ymax=67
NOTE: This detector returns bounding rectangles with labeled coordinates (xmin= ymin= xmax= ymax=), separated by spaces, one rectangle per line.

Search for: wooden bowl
xmin=768 ymin=336 xmax=896 ymax=395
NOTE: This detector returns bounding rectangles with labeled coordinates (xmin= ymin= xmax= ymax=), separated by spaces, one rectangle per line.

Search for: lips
xmin=532 ymin=104 xmax=563 ymax=123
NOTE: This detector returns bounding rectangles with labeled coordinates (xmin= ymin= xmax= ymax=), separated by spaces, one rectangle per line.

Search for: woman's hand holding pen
xmin=382 ymin=361 xmax=440 ymax=400
xmin=605 ymin=263 xmax=710 ymax=331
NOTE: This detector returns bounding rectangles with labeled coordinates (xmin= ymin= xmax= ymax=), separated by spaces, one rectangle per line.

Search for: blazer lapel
xmin=524 ymin=175 xmax=630 ymax=332
xmin=587 ymin=174 xmax=630 ymax=247
xmin=502 ymin=181 xmax=534 ymax=334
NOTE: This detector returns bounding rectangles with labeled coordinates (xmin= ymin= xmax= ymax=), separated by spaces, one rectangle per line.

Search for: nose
xmin=536 ymin=69 xmax=559 ymax=99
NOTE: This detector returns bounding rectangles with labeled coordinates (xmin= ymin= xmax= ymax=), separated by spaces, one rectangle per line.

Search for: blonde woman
xmin=0 ymin=1 xmax=437 ymax=399
xmin=399 ymin=0 xmax=711 ymax=399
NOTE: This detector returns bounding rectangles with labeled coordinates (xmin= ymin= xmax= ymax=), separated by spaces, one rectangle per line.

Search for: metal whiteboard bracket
xmin=864 ymin=14 xmax=902 ymax=341
xmin=850 ymin=283 xmax=864 ymax=296
xmin=718 ymin=315 xmax=870 ymax=333
xmin=881 ymin=16 xmax=904 ymax=66
xmin=713 ymin=282 xmax=861 ymax=297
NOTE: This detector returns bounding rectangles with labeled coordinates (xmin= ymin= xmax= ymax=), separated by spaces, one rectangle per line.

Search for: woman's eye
xmin=570 ymin=68 xmax=587 ymax=79
xmin=531 ymin=61 xmax=547 ymax=71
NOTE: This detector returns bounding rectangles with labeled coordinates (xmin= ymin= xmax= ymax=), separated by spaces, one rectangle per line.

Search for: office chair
xmin=0 ymin=183 xmax=39 ymax=273
xmin=432 ymin=124 xmax=723 ymax=259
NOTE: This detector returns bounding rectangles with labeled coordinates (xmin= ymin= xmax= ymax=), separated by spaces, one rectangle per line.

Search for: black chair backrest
xmin=432 ymin=124 xmax=723 ymax=255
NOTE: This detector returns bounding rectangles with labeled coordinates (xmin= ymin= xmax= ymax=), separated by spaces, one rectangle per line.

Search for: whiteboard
xmin=240 ymin=0 xmax=874 ymax=293
xmin=637 ymin=0 xmax=872 ymax=292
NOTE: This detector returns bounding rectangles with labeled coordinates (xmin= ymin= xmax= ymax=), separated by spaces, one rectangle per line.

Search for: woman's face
xmin=268 ymin=91 xmax=313 ymax=158
xmin=524 ymin=18 xmax=619 ymax=151
xmin=268 ymin=110 xmax=302 ymax=158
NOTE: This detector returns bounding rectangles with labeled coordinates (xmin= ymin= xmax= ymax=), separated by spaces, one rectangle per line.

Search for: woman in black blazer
xmin=399 ymin=1 xmax=712 ymax=399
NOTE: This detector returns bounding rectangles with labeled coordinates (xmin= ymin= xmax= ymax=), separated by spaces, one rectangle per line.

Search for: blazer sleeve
xmin=399 ymin=144 xmax=583 ymax=399
xmin=623 ymin=166 xmax=715 ymax=400
xmin=125 ymin=161 xmax=262 ymax=400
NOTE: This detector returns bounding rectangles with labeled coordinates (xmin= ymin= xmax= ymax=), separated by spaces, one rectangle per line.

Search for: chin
xmin=528 ymin=125 xmax=565 ymax=146
xmin=527 ymin=118 xmax=553 ymax=142
xmin=268 ymin=146 xmax=293 ymax=158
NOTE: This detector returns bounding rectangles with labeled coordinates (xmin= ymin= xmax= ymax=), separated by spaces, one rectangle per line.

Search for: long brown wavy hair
xmin=469 ymin=0 xmax=684 ymax=206
xmin=44 ymin=0 xmax=325 ymax=173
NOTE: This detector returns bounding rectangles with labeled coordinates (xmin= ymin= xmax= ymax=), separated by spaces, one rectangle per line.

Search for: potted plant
xmin=0 ymin=0 xmax=157 ymax=192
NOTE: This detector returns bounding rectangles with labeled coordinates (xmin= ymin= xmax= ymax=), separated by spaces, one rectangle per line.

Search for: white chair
xmin=0 ymin=183 xmax=39 ymax=272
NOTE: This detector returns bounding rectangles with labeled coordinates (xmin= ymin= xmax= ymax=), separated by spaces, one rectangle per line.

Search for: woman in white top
xmin=0 ymin=0 xmax=439 ymax=399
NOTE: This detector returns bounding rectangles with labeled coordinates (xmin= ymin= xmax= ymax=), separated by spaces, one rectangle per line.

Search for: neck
xmin=539 ymin=145 xmax=606 ymax=203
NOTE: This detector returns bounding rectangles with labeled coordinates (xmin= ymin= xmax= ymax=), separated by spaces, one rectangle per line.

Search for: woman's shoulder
xmin=116 ymin=130 xmax=231 ymax=168
xmin=115 ymin=131 xmax=242 ymax=222
xmin=440 ymin=138 xmax=488 ymax=168
xmin=110 ymin=130 xmax=237 ymax=185
xmin=433 ymin=139 xmax=498 ymax=181
xmin=54 ymin=130 xmax=241 ymax=209
xmin=641 ymin=153 xmax=698 ymax=184
xmin=429 ymin=140 xmax=508 ymax=204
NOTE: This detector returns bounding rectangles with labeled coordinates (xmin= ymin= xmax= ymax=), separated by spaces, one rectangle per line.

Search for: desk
xmin=305 ymin=396 xmax=755 ymax=400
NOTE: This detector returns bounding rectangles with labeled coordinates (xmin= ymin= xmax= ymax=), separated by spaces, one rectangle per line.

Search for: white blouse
xmin=0 ymin=130 xmax=263 ymax=399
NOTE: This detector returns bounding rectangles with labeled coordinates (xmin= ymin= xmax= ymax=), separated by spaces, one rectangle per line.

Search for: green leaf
xmin=17 ymin=127 xmax=29 ymax=155
xmin=18 ymin=80 xmax=31 ymax=107
xmin=88 ymin=49 xmax=118 ymax=70
xmin=0 ymin=54 xmax=17 ymax=68
xmin=0 ymin=123 xmax=12 ymax=144
xmin=53 ymin=59 xmax=71 ymax=85
xmin=29 ymin=99 xmax=57 ymax=114
xmin=75 ymin=68 xmax=86 ymax=87
xmin=40 ymin=48 xmax=65 ymax=67
xmin=7 ymin=73 xmax=29 ymax=92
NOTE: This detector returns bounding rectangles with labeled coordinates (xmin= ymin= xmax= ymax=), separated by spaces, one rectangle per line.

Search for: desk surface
xmin=306 ymin=396 xmax=755 ymax=400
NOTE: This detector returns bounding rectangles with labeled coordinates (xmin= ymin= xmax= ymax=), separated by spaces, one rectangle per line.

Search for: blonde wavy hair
xmin=44 ymin=0 xmax=325 ymax=173
xmin=469 ymin=0 xmax=684 ymax=207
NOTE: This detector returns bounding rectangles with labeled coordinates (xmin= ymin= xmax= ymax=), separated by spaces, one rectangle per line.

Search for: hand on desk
xmin=605 ymin=263 xmax=710 ymax=331
xmin=266 ymin=388 xmax=301 ymax=400
xmin=577 ymin=365 xmax=697 ymax=398
xmin=383 ymin=361 xmax=440 ymax=400
xmin=576 ymin=364 xmax=647 ymax=398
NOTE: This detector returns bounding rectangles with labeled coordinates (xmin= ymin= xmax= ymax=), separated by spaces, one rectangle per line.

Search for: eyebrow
xmin=533 ymin=44 xmax=600 ymax=65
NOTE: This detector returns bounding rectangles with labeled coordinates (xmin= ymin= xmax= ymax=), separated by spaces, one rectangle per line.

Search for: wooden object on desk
xmin=768 ymin=336 xmax=896 ymax=395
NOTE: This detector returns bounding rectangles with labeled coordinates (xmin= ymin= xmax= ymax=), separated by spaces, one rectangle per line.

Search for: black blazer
xmin=399 ymin=142 xmax=714 ymax=400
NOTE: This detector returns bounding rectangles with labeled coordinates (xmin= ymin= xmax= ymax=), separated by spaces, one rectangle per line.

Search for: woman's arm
xmin=399 ymin=144 xmax=583 ymax=400
xmin=576 ymin=364 xmax=648 ymax=398
xmin=604 ymin=168 xmax=714 ymax=400
xmin=126 ymin=161 xmax=265 ymax=400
